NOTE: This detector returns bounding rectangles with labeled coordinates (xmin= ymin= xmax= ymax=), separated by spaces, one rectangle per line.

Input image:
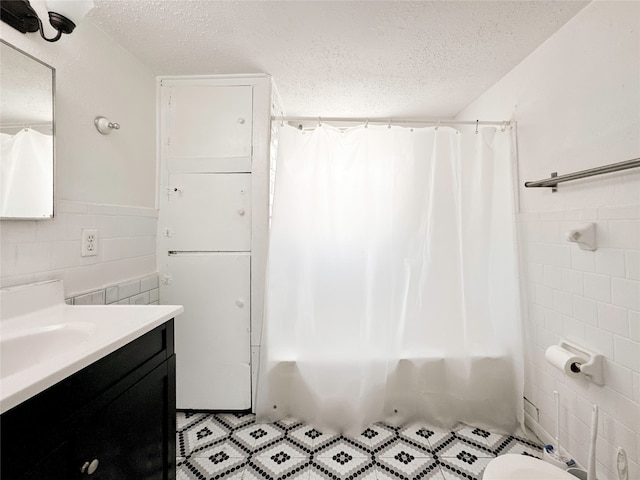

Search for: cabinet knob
xmin=81 ymin=459 xmax=99 ymax=474
xmin=237 ymin=209 xmax=246 ymax=216
xmin=236 ymin=299 xmax=245 ymax=308
xmin=237 ymin=117 xmax=245 ymax=124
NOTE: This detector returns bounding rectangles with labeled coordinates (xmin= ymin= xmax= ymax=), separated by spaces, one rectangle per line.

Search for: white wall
xmin=1 ymin=20 xmax=158 ymax=295
xmin=458 ymin=2 xmax=639 ymax=479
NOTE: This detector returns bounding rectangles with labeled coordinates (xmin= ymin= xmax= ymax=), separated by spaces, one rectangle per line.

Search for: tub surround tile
xmin=520 ymin=204 xmax=640 ymax=479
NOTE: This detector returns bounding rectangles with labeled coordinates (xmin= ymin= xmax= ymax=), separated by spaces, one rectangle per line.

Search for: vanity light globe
xmin=45 ymin=0 xmax=94 ymax=25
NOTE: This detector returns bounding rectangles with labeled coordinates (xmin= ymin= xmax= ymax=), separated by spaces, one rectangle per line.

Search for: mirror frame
xmin=0 ymin=39 xmax=56 ymax=220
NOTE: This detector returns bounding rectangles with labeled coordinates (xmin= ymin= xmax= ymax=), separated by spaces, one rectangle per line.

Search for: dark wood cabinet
xmin=1 ymin=320 xmax=176 ymax=480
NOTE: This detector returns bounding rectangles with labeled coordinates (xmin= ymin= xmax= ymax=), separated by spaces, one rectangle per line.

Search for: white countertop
xmin=0 ymin=280 xmax=183 ymax=415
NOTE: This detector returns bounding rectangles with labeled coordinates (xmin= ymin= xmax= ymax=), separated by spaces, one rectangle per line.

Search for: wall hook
xmin=565 ymin=223 xmax=597 ymax=251
xmin=94 ymin=116 xmax=120 ymax=135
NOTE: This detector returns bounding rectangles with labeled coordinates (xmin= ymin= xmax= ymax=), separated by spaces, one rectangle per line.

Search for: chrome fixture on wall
xmin=94 ymin=116 xmax=120 ymax=135
xmin=0 ymin=0 xmax=93 ymax=42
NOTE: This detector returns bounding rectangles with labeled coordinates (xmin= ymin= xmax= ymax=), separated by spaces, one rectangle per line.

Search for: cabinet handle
xmin=80 ymin=459 xmax=99 ymax=474
xmin=237 ymin=209 xmax=246 ymax=216
xmin=236 ymin=299 xmax=245 ymax=308
xmin=237 ymin=117 xmax=245 ymax=124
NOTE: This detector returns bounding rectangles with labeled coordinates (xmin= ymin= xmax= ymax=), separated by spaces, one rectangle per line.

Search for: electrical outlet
xmin=81 ymin=229 xmax=98 ymax=257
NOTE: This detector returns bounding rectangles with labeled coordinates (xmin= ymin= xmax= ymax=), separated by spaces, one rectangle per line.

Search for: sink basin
xmin=0 ymin=322 xmax=95 ymax=379
xmin=0 ymin=279 xmax=183 ymax=414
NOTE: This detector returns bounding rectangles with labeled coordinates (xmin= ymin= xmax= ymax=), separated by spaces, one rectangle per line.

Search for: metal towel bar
xmin=524 ymin=158 xmax=640 ymax=192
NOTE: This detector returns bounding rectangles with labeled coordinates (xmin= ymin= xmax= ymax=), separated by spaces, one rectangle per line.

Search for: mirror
xmin=0 ymin=40 xmax=54 ymax=219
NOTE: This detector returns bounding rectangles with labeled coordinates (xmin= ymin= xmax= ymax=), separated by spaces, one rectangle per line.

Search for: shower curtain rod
xmin=271 ymin=116 xmax=511 ymax=128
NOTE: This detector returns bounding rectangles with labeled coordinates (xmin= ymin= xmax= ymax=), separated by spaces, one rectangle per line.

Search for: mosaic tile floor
xmin=176 ymin=412 xmax=543 ymax=480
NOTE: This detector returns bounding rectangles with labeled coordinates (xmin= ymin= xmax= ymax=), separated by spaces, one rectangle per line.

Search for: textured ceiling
xmin=88 ymin=0 xmax=589 ymax=118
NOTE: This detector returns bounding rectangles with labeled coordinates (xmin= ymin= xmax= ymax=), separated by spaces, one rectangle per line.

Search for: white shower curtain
xmin=1 ymin=128 xmax=53 ymax=218
xmin=256 ymin=124 xmax=523 ymax=436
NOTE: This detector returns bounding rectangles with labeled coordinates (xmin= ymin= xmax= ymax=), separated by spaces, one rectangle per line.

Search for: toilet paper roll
xmin=545 ymin=345 xmax=583 ymax=375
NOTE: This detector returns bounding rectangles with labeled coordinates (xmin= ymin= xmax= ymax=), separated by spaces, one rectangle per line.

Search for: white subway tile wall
xmin=520 ymin=204 xmax=640 ymax=480
xmin=65 ymin=274 xmax=159 ymax=306
xmin=1 ymin=201 xmax=158 ymax=296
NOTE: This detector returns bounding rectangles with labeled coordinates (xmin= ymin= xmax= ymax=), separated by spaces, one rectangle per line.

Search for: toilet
xmin=483 ymin=454 xmax=577 ymax=479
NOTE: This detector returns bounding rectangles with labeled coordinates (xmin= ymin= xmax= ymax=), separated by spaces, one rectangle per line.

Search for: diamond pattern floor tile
xmin=248 ymin=443 xmax=310 ymax=480
xmin=364 ymin=423 xmax=398 ymax=452
xmin=438 ymin=456 xmax=493 ymax=480
xmin=398 ymin=423 xmax=438 ymax=448
xmin=177 ymin=411 xmax=209 ymax=430
xmin=178 ymin=415 xmax=230 ymax=457
xmin=246 ymin=463 xmax=311 ymax=480
xmin=376 ymin=455 xmax=439 ymax=479
xmin=454 ymin=426 xmax=505 ymax=451
xmin=288 ymin=424 xmax=322 ymax=451
xmin=492 ymin=435 xmax=544 ymax=458
xmin=176 ymin=411 xmax=543 ymax=480
xmin=310 ymin=466 xmax=377 ymax=480
xmin=312 ymin=456 xmax=375 ymax=480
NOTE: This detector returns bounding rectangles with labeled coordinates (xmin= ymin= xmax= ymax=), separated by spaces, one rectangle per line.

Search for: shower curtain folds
xmin=256 ymin=124 xmax=523 ymax=436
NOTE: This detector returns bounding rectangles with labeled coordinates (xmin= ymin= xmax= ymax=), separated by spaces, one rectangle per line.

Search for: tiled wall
xmin=1 ymin=201 xmax=157 ymax=297
xmin=66 ymin=273 xmax=159 ymax=306
xmin=520 ymin=204 xmax=640 ymax=479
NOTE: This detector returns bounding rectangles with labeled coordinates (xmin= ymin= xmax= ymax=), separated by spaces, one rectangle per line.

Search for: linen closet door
xmin=163 ymin=253 xmax=250 ymax=409
xmin=160 ymin=83 xmax=254 ymax=410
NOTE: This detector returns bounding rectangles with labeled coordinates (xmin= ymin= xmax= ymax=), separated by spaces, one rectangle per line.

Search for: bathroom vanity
xmin=0 ymin=280 xmax=183 ymax=479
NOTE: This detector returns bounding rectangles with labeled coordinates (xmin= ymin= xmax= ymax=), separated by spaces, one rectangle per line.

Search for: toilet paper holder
xmin=555 ymin=339 xmax=604 ymax=385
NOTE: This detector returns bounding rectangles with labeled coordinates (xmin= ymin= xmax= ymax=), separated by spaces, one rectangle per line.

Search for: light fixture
xmin=0 ymin=0 xmax=94 ymax=42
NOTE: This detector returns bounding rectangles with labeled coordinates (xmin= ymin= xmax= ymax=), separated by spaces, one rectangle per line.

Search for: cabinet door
xmin=162 ymin=254 xmax=251 ymax=410
xmin=166 ymin=173 xmax=251 ymax=251
xmin=73 ymin=362 xmax=174 ymax=480
xmin=166 ymin=85 xmax=252 ymax=171
xmin=20 ymin=442 xmax=71 ymax=480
